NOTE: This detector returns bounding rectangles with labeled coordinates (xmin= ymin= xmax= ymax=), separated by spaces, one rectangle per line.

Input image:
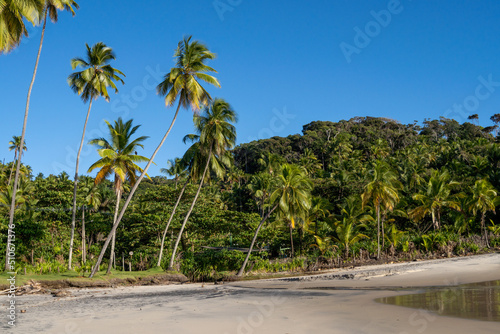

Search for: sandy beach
xmin=2 ymin=253 xmax=500 ymax=334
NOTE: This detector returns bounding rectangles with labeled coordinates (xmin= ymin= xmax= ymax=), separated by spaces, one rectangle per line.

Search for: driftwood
xmin=0 ymin=280 xmax=45 ymax=295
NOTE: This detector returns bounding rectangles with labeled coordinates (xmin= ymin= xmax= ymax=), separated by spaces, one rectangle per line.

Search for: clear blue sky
xmin=2 ymin=0 xmax=500 ymax=177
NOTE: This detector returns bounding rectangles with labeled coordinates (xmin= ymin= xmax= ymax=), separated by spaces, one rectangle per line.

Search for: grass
xmin=0 ymin=267 xmax=180 ymax=288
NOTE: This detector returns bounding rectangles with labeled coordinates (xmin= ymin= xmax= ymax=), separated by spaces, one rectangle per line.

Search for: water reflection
xmin=377 ymin=280 xmax=500 ymax=322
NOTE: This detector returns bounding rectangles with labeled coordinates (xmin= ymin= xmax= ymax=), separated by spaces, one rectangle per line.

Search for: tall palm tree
xmin=469 ymin=179 xmax=499 ymax=248
xmin=90 ymin=36 xmax=220 ymax=278
xmin=4 ymin=0 xmax=78 ymax=272
xmin=168 ymin=98 xmax=237 ymax=269
xmin=237 ymin=164 xmax=312 ymax=276
xmin=361 ymin=160 xmax=401 ymax=259
xmin=88 ymin=118 xmax=149 ymax=274
xmin=410 ymin=169 xmax=461 ymax=231
xmin=0 ymin=0 xmax=42 ymax=52
xmin=67 ymin=42 xmax=125 ymax=270
xmin=7 ymin=135 xmax=27 ymax=186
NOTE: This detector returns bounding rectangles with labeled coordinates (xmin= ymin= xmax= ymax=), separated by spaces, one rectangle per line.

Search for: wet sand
xmin=3 ymin=253 xmax=500 ymax=334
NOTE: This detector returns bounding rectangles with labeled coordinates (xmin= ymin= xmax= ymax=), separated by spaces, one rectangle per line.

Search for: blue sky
xmin=2 ymin=0 xmax=500 ymax=177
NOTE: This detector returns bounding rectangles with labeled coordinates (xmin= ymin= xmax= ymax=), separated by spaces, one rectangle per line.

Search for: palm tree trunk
xmin=289 ymin=224 xmax=294 ymax=258
xmin=157 ymin=177 xmax=190 ymax=267
xmin=69 ymin=99 xmax=93 ymax=270
xmin=168 ymin=150 xmax=212 ymax=270
xmin=237 ymin=203 xmax=279 ymax=276
xmin=82 ymin=205 xmax=86 ymax=264
xmin=376 ymin=204 xmax=381 ymax=260
xmin=90 ymin=102 xmax=182 ymax=278
xmin=5 ymin=12 xmax=47 ymax=272
xmin=381 ymin=213 xmax=385 ymax=249
xmin=481 ymin=211 xmax=490 ymax=248
xmin=107 ymin=189 xmax=121 ymax=274
xmin=7 ymin=151 xmax=17 ymax=187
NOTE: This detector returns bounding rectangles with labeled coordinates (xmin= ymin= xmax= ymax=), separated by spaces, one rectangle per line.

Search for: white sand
xmin=3 ymin=253 xmax=500 ymax=334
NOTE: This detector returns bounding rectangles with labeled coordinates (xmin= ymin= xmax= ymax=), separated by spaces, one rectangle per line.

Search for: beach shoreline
xmin=2 ymin=253 xmax=499 ymax=334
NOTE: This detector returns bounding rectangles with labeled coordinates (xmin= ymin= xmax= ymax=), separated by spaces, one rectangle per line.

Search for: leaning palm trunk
xmin=168 ymin=150 xmax=212 ymax=270
xmin=237 ymin=203 xmax=279 ymax=276
xmin=82 ymin=205 xmax=86 ymax=264
xmin=5 ymin=12 xmax=47 ymax=272
xmin=157 ymin=177 xmax=190 ymax=267
xmin=89 ymin=103 xmax=182 ymax=278
xmin=107 ymin=189 xmax=121 ymax=274
xmin=68 ymin=99 xmax=93 ymax=269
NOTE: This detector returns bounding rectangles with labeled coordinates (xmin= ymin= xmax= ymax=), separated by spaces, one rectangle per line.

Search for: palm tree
xmin=79 ymin=176 xmax=101 ymax=264
xmin=160 ymin=158 xmax=187 ymax=189
xmin=88 ymin=118 xmax=149 ymax=274
xmin=90 ymin=36 xmax=220 ymax=278
xmin=361 ymin=160 xmax=401 ymax=259
xmin=168 ymin=98 xmax=237 ymax=269
xmin=331 ymin=218 xmax=368 ymax=258
xmin=237 ymin=164 xmax=312 ymax=276
xmin=410 ymin=169 xmax=460 ymax=231
xmin=7 ymin=135 xmax=27 ymax=186
xmin=0 ymin=0 xmax=42 ymax=52
xmin=67 ymin=42 xmax=125 ymax=270
xmin=4 ymin=0 xmax=78 ymax=272
xmin=469 ymin=179 xmax=499 ymax=248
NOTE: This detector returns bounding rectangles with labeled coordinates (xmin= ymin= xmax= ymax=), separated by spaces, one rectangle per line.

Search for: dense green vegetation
xmin=1 ymin=115 xmax=499 ymax=281
xmin=2 ymin=2 xmax=500 ymax=282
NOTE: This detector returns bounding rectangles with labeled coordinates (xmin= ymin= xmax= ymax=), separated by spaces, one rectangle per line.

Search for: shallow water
xmin=377 ymin=280 xmax=500 ymax=322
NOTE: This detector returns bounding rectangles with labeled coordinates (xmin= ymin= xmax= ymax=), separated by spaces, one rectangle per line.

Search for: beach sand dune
xmin=3 ymin=253 xmax=500 ymax=334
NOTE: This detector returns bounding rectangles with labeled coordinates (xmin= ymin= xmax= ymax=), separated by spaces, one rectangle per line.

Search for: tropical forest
xmin=1 ymin=1 xmax=500 ymax=285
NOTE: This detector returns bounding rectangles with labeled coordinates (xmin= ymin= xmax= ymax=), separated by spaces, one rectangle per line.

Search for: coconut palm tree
xmin=237 ymin=164 xmax=312 ymax=276
xmin=331 ymin=218 xmax=368 ymax=258
xmin=160 ymin=158 xmax=187 ymax=189
xmin=410 ymin=169 xmax=461 ymax=231
xmin=361 ymin=160 xmax=401 ymax=259
xmin=4 ymin=0 xmax=78 ymax=272
xmin=79 ymin=176 xmax=101 ymax=264
xmin=0 ymin=0 xmax=42 ymax=52
xmin=88 ymin=118 xmax=149 ymax=274
xmin=67 ymin=42 xmax=125 ymax=269
xmin=90 ymin=36 xmax=220 ymax=278
xmin=7 ymin=135 xmax=27 ymax=186
xmin=168 ymin=98 xmax=237 ymax=269
xmin=469 ymin=179 xmax=499 ymax=248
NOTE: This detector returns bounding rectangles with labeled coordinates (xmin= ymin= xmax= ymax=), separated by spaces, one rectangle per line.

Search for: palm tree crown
xmin=88 ymin=118 xmax=149 ymax=192
xmin=0 ymin=0 xmax=43 ymax=52
xmin=157 ymin=35 xmax=220 ymax=111
xmin=68 ymin=42 xmax=125 ymax=102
